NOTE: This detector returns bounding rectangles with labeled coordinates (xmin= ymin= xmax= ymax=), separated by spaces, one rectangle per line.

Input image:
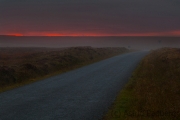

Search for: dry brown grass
xmin=0 ymin=46 xmax=129 ymax=92
xmin=104 ymin=48 xmax=180 ymax=120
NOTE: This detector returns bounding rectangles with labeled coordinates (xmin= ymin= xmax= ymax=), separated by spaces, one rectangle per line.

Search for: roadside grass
xmin=0 ymin=46 xmax=130 ymax=93
xmin=103 ymin=48 xmax=180 ymax=120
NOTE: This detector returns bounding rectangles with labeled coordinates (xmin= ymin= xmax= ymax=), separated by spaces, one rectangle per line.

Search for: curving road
xmin=0 ymin=51 xmax=148 ymax=120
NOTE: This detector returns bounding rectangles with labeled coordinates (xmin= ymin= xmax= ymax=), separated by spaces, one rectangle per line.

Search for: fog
xmin=0 ymin=36 xmax=179 ymax=50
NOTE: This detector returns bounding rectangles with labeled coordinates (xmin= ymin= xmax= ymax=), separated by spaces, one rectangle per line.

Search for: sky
xmin=0 ymin=0 xmax=180 ymax=36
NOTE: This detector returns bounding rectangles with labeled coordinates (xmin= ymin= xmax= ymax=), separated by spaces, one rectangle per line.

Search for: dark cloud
xmin=0 ymin=0 xmax=180 ymax=35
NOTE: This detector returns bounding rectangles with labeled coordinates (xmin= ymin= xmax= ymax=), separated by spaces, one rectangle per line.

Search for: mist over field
xmin=0 ymin=36 xmax=179 ymax=50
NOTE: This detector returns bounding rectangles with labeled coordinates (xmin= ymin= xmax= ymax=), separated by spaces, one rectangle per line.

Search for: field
xmin=0 ymin=46 xmax=129 ymax=92
xmin=104 ymin=48 xmax=180 ymax=120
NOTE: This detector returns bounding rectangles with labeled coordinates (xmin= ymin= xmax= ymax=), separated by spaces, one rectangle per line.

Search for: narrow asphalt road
xmin=0 ymin=51 xmax=148 ymax=120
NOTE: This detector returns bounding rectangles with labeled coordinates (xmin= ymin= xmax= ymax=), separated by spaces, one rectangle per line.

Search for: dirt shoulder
xmin=104 ymin=47 xmax=180 ymax=120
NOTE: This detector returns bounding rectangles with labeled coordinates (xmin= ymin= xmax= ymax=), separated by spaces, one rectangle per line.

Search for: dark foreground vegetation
xmin=104 ymin=48 xmax=180 ymax=120
xmin=0 ymin=46 xmax=129 ymax=92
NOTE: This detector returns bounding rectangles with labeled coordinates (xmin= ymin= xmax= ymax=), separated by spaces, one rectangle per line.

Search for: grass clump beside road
xmin=0 ymin=46 xmax=129 ymax=92
xmin=104 ymin=48 xmax=180 ymax=120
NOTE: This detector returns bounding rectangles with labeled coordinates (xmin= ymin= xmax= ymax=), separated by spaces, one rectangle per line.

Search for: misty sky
xmin=0 ymin=0 xmax=180 ymax=36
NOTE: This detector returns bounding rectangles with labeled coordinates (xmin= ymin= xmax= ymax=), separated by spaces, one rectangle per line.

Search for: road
xmin=0 ymin=51 xmax=148 ymax=120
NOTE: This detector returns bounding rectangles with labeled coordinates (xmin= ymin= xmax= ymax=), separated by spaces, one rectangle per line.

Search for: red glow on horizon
xmin=170 ymin=30 xmax=180 ymax=36
xmin=2 ymin=30 xmax=180 ymax=37
xmin=3 ymin=33 xmax=23 ymax=36
xmin=45 ymin=33 xmax=65 ymax=36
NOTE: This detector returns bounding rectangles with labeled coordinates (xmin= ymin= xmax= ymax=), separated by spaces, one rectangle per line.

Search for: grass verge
xmin=0 ymin=46 xmax=130 ymax=93
xmin=103 ymin=48 xmax=180 ymax=120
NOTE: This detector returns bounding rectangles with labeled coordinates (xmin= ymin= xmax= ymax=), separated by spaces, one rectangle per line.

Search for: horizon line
xmin=1 ymin=30 xmax=180 ymax=37
xmin=0 ymin=35 xmax=180 ymax=37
